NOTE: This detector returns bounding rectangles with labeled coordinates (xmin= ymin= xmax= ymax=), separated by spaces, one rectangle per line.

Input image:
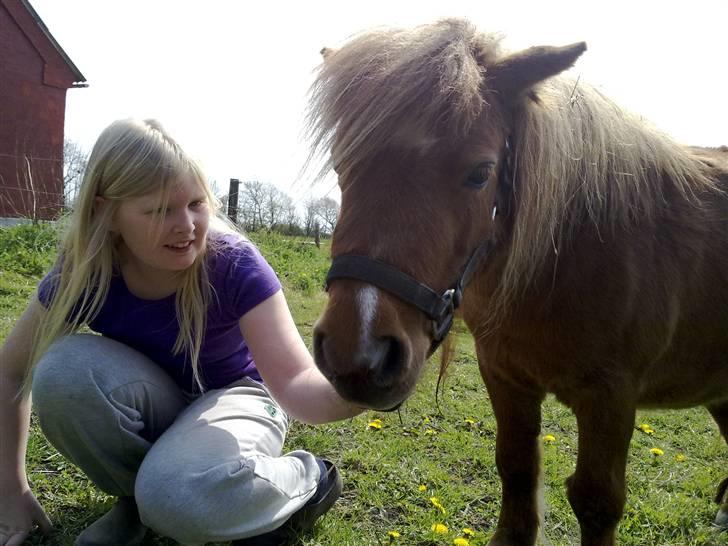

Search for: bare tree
xmin=235 ymin=180 xmax=303 ymax=233
xmin=262 ymin=184 xmax=284 ymax=230
xmin=63 ymin=139 xmax=88 ymax=207
xmin=238 ymin=180 xmax=266 ymax=231
xmin=302 ymin=197 xmax=319 ymax=236
xmin=315 ymin=196 xmax=339 ymax=234
xmin=280 ymin=193 xmax=300 ymax=233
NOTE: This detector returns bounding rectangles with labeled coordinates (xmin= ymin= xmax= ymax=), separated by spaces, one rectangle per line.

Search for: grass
xmin=1 ymin=224 xmax=726 ymax=546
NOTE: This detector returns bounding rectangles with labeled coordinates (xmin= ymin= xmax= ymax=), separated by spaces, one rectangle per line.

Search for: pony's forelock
xmin=306 ymin=18 xmax=503 ymax=182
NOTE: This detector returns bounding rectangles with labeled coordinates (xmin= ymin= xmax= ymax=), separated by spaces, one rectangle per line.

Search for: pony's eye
xmin=465 ymin=161 xmax=495 ymax=188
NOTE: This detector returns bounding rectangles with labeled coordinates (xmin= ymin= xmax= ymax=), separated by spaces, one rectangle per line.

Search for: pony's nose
xmin=354 ymin=335 xmax=404 ymax=384
xmin=313 ymin=330 xmax=406 ymax=389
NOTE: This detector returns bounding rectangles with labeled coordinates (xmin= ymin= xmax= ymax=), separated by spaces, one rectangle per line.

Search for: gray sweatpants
xmin=31 ymin=334 xmax=321 ymax=544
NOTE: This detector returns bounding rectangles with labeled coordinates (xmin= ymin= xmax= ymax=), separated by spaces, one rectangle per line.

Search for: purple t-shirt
xmin=37 ymin=232 xmax=281 ymax=392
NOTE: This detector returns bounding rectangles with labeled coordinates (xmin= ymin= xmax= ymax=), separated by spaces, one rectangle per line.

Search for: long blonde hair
xmin=28 ymin=118 xmax=219 ymax=391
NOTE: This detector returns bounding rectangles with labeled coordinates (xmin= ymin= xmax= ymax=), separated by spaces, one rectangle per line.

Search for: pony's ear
xmin=320 ymin=47 xmax=337 ymax=61
xmin=489 ymin=42 xmax=587 ymax=98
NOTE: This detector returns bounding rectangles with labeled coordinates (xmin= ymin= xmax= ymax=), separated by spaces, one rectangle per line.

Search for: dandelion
xmin=675 ymin=454 xmax=686 ymax=462
xmin=650 ymin=447 xmax=664 ymax=457
xmin=388 ymin=530 xmax=401 ymax=539
xmin=425 ymin=429 xmax=437 ymax=435
xmin=430 ymin=496 xmax=447 ymax=514
xmin=543 ymin=434 xmax=556 ymax=444
xmin=464 ymin=418 xmax=476 ymax=426
xmin=431 ymin=523 xmax=449 ymax=534
xmin=418 ymin=484 xmax=427 ymax=492
xmin=368 ymin=419 xmax=383 ymax=430
xmin=638 ymin=423 xmax=655 ymax=435
xmin=462 ymin=528 xmax=476 ymax=537
xmin=454 ymin=538 xmax=470 ymax=546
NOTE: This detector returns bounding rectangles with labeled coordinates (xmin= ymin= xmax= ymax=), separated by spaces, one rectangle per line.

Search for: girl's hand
xmin=240 ymin=290 xmax=364 ymax=423
xmin=0 ymin=488 xmax=52 ymax=546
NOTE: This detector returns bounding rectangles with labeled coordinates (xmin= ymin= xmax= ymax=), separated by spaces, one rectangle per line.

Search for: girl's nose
xmin=173 ymin=210 xmax=196 ymax=234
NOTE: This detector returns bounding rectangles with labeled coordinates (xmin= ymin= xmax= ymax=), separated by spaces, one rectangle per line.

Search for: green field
xmin=1 ymin=224 xmax=726 ymax=546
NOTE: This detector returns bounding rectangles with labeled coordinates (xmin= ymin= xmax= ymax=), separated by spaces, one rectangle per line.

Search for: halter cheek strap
xmin=326 ymin=239 xmax=493 ymax=355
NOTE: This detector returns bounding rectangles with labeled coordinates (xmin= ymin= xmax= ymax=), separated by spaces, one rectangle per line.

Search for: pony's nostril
xmin=362 ymin=336 xmax=404 ymax=385
xmin=313 ymin=331 xmax=332 ymax=379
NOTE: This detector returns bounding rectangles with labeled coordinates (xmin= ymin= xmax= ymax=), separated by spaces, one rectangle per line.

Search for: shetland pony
xmin=308 ymin=18 xmax=728 ymax=546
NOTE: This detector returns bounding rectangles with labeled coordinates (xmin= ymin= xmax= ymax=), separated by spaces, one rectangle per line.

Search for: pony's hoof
xmin=715 ymin=506 xmax=728 ymax=530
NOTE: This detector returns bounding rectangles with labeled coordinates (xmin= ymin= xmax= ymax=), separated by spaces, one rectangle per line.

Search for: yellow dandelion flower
xmin=387 ymin=530 xmax=401 ymax=539
xmin=425 ymin=428 xmax=437 ymax=435
xmin=675 ymin=454 xmax=686 ymax=462
xmin=418 ymin=484 xmax=427 ymax=492
xmin=462 ymin=528 xmax=476 ymax=537
xmin=639 ymin=423 xmax=655 ymax=435
xmin=464 ymin=418 xmax=476 ymax=426
xmin=431 ymin=523 xmax=449 ymax=534
xmin=543 ymin=434 xmax=556 ymax=444
xmin=368 ymin=419 xmax=383 ymax=430
xmin=430 ymin=496 xmax=447 ymax=514
xmin=650 ymin=447 xmax=664 ymax=457
xmin=454 ymin=538 xmax=470 ymax=546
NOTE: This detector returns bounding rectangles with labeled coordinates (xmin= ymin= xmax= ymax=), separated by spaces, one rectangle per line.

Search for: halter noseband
xmin=325 ymin=137 xmax=514 ymax=356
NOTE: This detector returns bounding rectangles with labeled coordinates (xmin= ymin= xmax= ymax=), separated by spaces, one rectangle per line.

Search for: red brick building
xmin=0 ymin=0 xmax=86 ymax=221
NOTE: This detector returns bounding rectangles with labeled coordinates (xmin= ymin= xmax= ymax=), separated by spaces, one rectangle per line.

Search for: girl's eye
xmin=190 ymin=200 xmax=204 ymax=208
xmin=465 ymin=161 xmax=495 ymax=188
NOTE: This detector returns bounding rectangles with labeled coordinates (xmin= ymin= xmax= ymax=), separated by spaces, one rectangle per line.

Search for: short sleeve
xmin=37 ymin=264 xmax=61 ymax=308
xmin=211 ymin=234 xmax=282 ymax=320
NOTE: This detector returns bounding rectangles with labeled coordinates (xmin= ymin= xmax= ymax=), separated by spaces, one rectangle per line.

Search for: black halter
xmin=326 ymin=137 xmax=514 ymax=355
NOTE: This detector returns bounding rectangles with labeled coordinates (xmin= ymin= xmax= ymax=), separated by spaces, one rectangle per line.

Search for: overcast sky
xmin=30 ymin=0 xmax=728 ymax=204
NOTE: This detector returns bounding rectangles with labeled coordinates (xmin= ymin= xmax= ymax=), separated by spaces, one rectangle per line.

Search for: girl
xmin=0 ymin=118 xmax=361 ymax=546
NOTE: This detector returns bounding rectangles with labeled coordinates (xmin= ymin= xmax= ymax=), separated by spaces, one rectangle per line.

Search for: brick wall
xmin=0 ymin=2 xmax=68 ymax=220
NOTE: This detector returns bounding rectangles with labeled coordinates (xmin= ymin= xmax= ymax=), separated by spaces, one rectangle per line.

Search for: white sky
xmin=30 ymin=0 xmax=728 ymax=205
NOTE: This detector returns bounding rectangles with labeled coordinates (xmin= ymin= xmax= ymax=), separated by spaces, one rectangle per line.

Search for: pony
xmin=307 ymin=18 xmax=728 ymax=546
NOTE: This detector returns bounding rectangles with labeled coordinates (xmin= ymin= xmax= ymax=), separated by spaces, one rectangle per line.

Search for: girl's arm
xmin=0 ymin=296 xmax=53 ymax=544
xmin=238 ymin=290 xmax=364 ymax=424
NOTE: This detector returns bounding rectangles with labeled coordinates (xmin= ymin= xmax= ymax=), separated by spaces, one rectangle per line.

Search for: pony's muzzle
xmin=313 ymin=327 xmax=412 ymax=409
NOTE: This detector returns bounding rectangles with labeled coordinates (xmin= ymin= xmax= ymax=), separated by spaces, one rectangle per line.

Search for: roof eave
xmin=19 ymin=0 xmax=87 ymax=84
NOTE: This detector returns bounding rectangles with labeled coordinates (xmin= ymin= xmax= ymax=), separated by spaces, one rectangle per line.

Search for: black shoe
xmin=233 ymin=458 xmax=343 ymax=546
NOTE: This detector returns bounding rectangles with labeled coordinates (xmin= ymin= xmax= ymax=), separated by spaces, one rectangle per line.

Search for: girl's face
xmin=112 ymin=173 xmax=210 ymax=281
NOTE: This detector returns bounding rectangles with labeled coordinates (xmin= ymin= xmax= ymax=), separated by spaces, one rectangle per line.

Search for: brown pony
xmin=307 ymin=18 xmax=728 ymax=546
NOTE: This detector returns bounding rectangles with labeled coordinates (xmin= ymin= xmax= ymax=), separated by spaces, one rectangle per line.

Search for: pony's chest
xmin=478 ymin=328 xmax=582 ymax=393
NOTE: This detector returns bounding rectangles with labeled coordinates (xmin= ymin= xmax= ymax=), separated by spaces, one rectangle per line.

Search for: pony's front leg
xmin=567 ymin=390 xmax=636 ymax=546
xmin=482 ymin=369 xmax=545 ymax=546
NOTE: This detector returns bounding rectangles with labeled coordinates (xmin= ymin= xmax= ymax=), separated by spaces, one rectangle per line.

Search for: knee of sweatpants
xmin=32 ymin=334 xmax=101 ymax=420
xmin=135 ymin=454 xmax=253 ymax=542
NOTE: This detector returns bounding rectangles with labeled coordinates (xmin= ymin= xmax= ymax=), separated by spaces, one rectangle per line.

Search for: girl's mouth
xmin=165 ymin=241 xmax=193 ymax=251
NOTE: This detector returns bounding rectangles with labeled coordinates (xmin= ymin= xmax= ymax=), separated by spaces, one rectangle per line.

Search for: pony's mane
xmin=499 ymin=78 xmax=720 ymax=307
xmin=306 ymin=18 xmax=502 ymax=180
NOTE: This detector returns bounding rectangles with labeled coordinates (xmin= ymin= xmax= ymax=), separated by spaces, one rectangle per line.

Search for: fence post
xmin=227 ymin=178 xmax=239 ymax=224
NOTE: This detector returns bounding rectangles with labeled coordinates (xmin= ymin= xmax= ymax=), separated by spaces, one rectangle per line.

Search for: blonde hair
xmin=28 ymin=118 xmax=220 ymax=391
